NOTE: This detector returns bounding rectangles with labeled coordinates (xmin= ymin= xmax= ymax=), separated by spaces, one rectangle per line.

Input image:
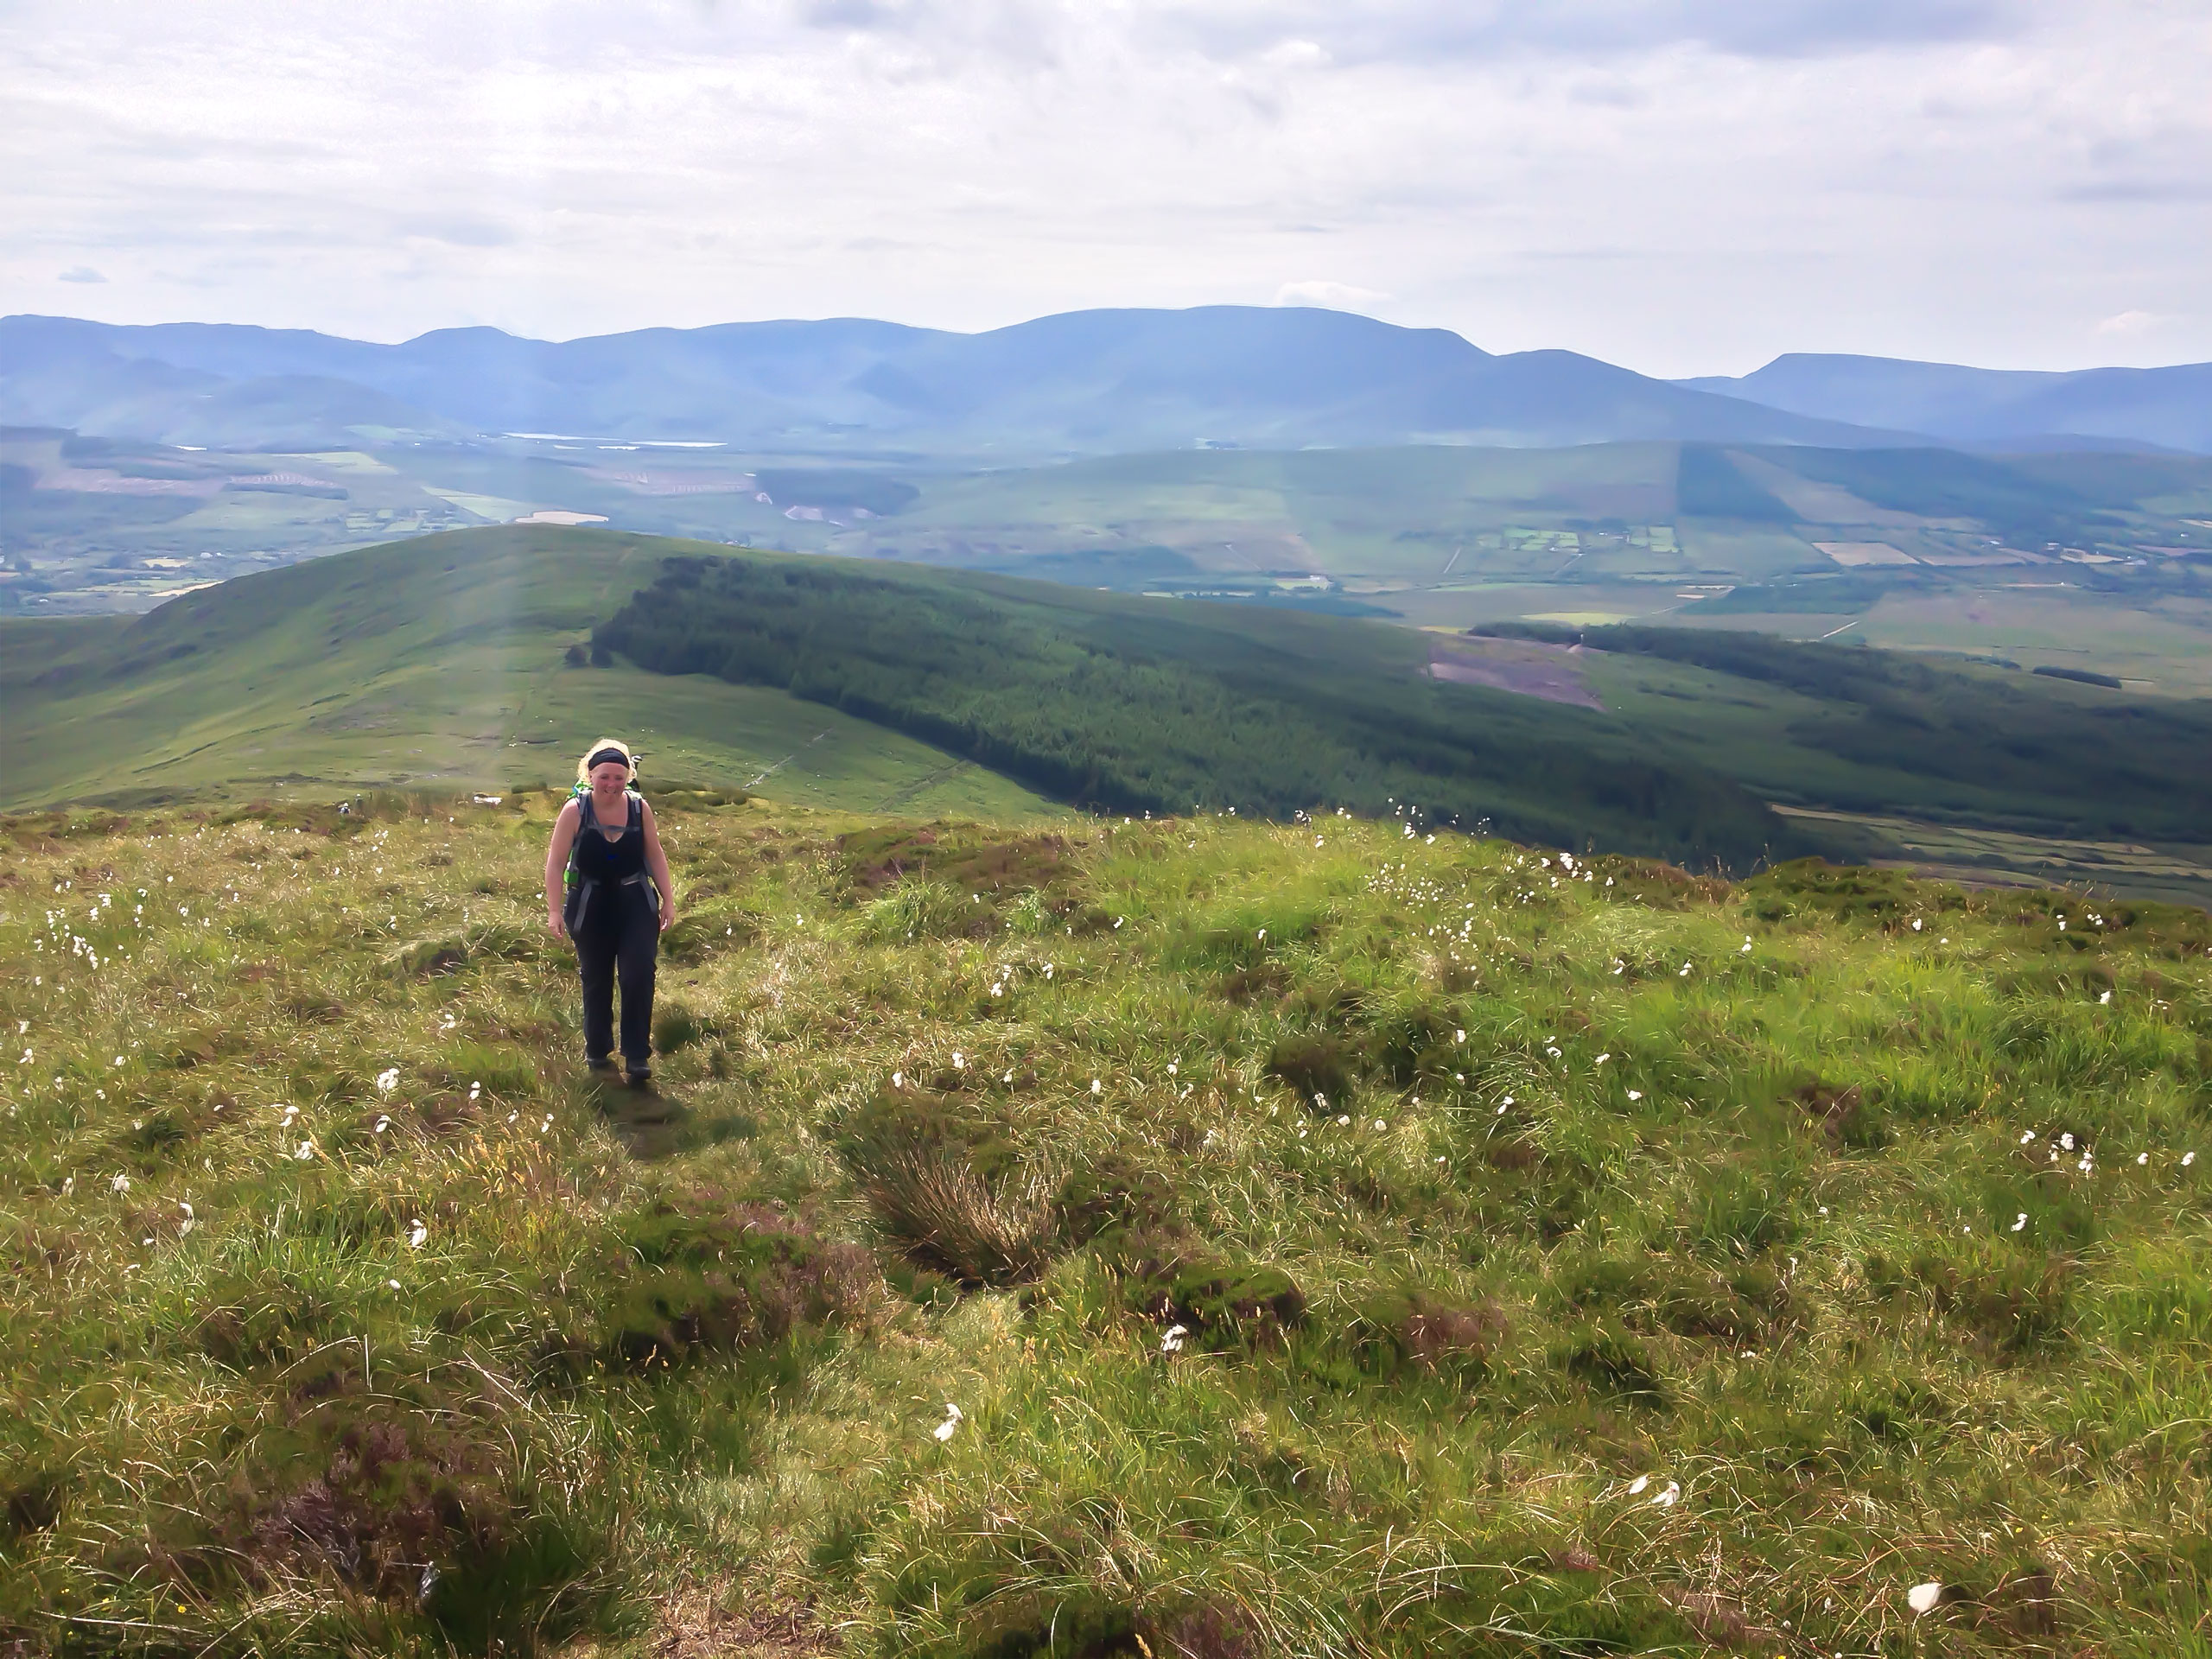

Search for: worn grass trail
xmin=2 ymin=793 xmax=2209 ymax=1656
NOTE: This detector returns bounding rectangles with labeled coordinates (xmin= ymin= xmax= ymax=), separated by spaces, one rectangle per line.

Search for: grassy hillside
xmin=1480 ymin=623 xmax=2212 ymax=844
xmin=14 ymin=524 xmax=2212 ymax=897
xmin=1559 ymin=644 xmax=2212 ymax=906
xmin=3 ymin=795 xmax=2210 ymax=1656
xmin=0 ymin=529 xmax=1057 ymax=822
xmin=16 ymin=435 xmax=2212 ymax=705
xmin=592 ymin=541 xmax=2212 ymax=893
xmin=594 ymin=550 xmax=1789 ymax=869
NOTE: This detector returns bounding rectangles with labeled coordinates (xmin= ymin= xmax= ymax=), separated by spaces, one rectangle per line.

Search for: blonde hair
xmin=575 ymin=736 xmax=636 ymax=787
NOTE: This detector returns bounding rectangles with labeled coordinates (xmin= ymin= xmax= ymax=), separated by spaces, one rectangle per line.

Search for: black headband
xmin=587 ymin=747 xmax=631 ymax=772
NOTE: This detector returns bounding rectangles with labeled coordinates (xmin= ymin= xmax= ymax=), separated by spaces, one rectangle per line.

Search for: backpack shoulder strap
xmin=578 ymin=792 xmax=599 ymax=832
xmin=626 ymin=791 xmax=642 ymax=831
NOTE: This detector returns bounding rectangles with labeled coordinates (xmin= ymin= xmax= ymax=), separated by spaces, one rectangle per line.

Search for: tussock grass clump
xmin=861 ymin=878 xmax=982 ymax=944
xmin=857 ymin=1152 xmax=1062 ymax=1288
xmin=3 ymin=797 xmax=2210 ymax=1653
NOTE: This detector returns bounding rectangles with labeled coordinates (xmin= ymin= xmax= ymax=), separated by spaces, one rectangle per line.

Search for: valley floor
xmin=3 ymin=794 xmax=2209 ymax=1656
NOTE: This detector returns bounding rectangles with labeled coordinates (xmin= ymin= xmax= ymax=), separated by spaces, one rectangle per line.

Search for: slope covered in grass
xmin=1484 ymin=620 xmax=2212 ymax=844
xmin=594 ymin=551 xmax=1791 ymax=868
xmin=17 ymin=524 xmax=2212 ymax=893
xmin=0 ymin=529 xmax=1057 ymax=822
xmin=3 ymin=793 xmax=2209 ymax=1656
xmin=598 ymin=543 xmax=2212 ymax=887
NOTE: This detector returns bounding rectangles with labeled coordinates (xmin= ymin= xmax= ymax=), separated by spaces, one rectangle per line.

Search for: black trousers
xmin=572 ymin=880 xmax=658 ymax=1066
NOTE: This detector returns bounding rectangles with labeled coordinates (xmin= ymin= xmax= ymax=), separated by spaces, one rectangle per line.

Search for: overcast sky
xmin=4 ymin=0 xmax=2207 ymax=375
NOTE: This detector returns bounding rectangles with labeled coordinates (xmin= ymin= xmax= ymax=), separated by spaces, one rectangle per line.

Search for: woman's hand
xmin=658 ymin=901 xmax=676 ymax=934
xmin=547 ymin=907 xmax=568 ymax=940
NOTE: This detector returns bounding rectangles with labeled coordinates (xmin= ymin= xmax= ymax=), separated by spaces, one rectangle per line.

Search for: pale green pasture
xmin=0 ymin=528 xmax=1060 ymax=819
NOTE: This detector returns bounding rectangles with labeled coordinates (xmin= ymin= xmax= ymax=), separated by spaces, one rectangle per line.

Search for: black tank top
xmin=572 ymin=791 xmax=646 ymax=881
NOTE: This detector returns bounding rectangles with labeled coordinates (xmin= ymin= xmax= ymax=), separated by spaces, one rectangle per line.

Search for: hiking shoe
xmin=624 ymin=1065 xmax=653 ymax=1087
xmin=586 ymin=1056 xmax=620 ymax=1077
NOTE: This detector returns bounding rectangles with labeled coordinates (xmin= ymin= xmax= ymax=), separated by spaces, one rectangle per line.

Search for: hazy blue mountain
xmin=0 ymin=316 xmax=471 ymax=447
xmin=3 ymin=307 xmax=1912 ymax=454
xmin=1679 ymin=353 xmax=2212 ymax=454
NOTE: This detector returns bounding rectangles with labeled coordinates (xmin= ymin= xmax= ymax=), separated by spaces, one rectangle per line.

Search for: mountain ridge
xmin=1678 ymin=351 xmax=2212 ymax=454
xmin=0 ymin=306 xmax=1914 ymax=455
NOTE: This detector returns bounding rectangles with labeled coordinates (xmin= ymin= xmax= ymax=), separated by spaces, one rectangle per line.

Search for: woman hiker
xmin=544 ymin=738 xmax=677 ymax=1084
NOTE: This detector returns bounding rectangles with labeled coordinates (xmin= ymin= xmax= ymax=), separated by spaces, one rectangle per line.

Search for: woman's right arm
xmin=543 ymin=801 xmax=580 ymax=936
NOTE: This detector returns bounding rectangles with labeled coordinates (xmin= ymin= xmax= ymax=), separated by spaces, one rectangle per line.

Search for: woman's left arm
xmin=639 ymin=800 xmax=678 ymax=931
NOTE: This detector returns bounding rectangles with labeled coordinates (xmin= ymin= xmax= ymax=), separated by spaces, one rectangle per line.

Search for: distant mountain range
xmin=3 ymin=307 xmax=2205 ymax=455
xmin=1677 ymin=353 xmax=2212 ymax=455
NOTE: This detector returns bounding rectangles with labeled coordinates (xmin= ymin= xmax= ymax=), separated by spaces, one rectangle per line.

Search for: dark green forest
xmin=1675 ymin=444 xmax=1795 ymax=520
xmin=1752 ymin=444 xmax=2127 ymax=546
xmin=594 ymin=556 xmax=1793 ymax=866
xmin=597 ymin=549 xmax=2212 ymax=860
xmin=1484 ymin=621 xmax=2212 ymax=840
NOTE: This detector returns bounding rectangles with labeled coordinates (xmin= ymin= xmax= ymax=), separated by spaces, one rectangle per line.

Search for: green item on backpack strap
xmin=566 ymin=780 xmax=588 ymax=889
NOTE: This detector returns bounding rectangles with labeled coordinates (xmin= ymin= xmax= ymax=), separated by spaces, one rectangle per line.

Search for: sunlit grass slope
xmin=0 ymin=528 xmax=1058 ymax=822
xmin=3 ymin=792 xmax=2209 ymax=1656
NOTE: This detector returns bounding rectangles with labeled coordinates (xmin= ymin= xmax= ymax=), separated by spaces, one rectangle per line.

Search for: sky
xmin=3 ymin=0 xmax=2208 ymax=377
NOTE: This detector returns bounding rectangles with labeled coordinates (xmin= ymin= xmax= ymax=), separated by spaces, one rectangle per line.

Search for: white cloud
xmin=57 ymin=265 xmax=105 ymax=283
xmin=1155 ymin=0 xmax=2033 ymax=65
xmin=0 ymin=0 xmax=2206 ymax=372
xmin=1274 ymin=280 xmax=1393 ymax=311
xmin=1261 ymin=38 xmax=1330 ymax=70
xmin=2094 ymin=308 xmax=2167 ymax=337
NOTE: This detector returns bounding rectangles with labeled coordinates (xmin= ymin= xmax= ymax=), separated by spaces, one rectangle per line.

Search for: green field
xmin=10 ymin=525 xmax=2212 ymax=903
xmin=0 ymin=531 xmax=1057 ymax=822
xmin=592 ymin=546 xmax=1795 ymax=868
xmin=5 ymin=797 xmax=2211 ymax=1654
xmin=13 ymin=435 xmax=2211 ymax=698
xmin=597 ymin=542 xmax=2212 ymax=894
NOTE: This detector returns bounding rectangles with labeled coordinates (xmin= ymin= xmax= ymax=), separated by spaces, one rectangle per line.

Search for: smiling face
xmin=588 ymin=760 xmax=630 ymax=798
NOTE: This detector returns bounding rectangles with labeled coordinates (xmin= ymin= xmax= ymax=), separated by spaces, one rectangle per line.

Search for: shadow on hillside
xmin=576 ymin=1072 xmax=761 ymax=1161
xmin=584 ymin=1074 xmax=691 ymax=1160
